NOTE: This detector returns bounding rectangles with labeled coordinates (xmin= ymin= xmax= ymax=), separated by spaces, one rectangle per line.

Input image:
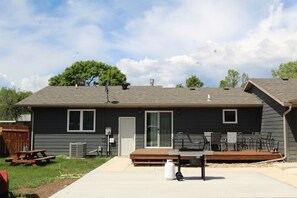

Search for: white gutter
xmin=282 ymin=104 xmax=292 ymax=161
xmin=30 ymin=109 xmax=34 ymax=150
xmin=255 ymin=104 xmax=292 ymax=164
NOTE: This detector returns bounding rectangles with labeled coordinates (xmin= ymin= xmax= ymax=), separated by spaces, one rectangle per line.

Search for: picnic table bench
xmin=6 ymin=149 xmax=55 ymax=166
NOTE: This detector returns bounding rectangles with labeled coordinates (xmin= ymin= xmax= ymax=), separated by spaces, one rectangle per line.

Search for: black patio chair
xmin=211 ymin=132 xmax=222 ymax=151
xmin=175 ymin=132 xmax=207 ymax=151
xmin=256 ymin=132 xmax=274 ymax=151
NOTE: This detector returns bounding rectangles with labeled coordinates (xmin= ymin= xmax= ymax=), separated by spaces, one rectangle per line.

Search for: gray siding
xmin=33 ymin=107 xmax=262 ymax=155
xmin=174 ymin=108 xmax=262 ymax=134
xmin=287 ymin=108 xmax=297 ymax=161
xmin=34 ymin=134 xmax=118 ymax=155
xmin=249 ymin=86 xmax=286 ymax=154
xmin=33 ymin=108 xmax=142 ymax=156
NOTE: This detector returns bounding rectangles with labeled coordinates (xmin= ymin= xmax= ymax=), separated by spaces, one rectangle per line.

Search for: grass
xmin=0 ymin=155 xmax=109 ymax=191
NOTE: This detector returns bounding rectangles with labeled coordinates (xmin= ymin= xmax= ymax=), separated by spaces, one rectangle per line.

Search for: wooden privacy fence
xmin=0 ymin=125 xmax=30 ymax=157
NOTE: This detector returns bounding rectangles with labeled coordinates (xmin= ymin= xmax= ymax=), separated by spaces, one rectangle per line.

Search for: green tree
xmin=272 ymin=61 xmax=297 ymax=78
xmin=220 ymin=69 xmax=240 ymax=88
xmin=220 ymin=69 xmax=249 ymax=88
xmin=99 ymin=66 xmax=127 ymax=86
xmin=241 ymin=72 xmax=249 ymax=88
xmin=176 ymin=83 xmax=184 ymax=88
xmin=0 ymin=88 xmax=32 ymax=120
xmin=186 ymin=75 xmax=204 ymax=88
xmin=49 ymin=60 xmax=127 ymax=86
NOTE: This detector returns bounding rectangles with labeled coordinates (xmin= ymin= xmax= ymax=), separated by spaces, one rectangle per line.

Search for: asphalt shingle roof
xmin=17 ymin=85 xmax=262 ymax=108
xmin=245 ymin=78 xmax=297 ymax=106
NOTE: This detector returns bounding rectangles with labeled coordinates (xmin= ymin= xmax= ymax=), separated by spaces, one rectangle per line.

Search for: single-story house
xmin=16 ymin=78 xmax=297 ymax=161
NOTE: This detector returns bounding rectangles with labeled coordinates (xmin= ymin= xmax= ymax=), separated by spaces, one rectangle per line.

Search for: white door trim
xmin=118 ymin=117 xmax=136 ymax=156
xmin=144 ymin=111 xmax=173 ymax=148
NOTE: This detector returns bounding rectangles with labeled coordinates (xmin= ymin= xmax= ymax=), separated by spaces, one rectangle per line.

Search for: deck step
xmin=130 ymin=149 xmax=284 ymax=166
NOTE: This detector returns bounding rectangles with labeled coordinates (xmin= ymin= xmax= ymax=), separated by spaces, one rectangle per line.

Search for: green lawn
xmin=0 ymin=155 xmax=109 ymax=191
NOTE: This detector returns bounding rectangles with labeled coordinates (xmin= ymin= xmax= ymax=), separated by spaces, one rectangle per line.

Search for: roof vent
xmin=281 ymin=77 xmax=289 ymax=81
xmin=207 ymin=94 xmax=211 ymax=102
xmin=223 ymin=87 xmax=230 ymax=90
xmin=122 ymin=83 xmax=130 ymax=90
xmin=189 ymin=87 xmax=195 ymax=90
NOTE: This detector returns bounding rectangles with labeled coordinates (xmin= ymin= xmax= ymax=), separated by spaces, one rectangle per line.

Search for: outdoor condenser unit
xmin=69 ymin=142 xmax=87 ymax=158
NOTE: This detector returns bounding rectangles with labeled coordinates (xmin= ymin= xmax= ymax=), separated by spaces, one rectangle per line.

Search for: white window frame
xmin=223 ymin=109 xmax=238 ymax=124
xmin=67 ymin=109 xmax=96 ymax=132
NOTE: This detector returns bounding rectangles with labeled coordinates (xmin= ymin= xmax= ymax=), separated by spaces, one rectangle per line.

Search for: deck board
xmin=130 ymin=149 xmax=283 ymax=166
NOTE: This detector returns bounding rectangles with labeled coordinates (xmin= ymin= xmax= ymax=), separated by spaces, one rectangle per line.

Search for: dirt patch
xmin=11 ymin=179 xmax=77 ymax=198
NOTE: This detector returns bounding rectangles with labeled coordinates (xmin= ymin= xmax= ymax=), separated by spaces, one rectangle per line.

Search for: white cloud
xmin=0 ymin=0 xmax=110 ymax=92
xmin=113 ymin=0 xmax=270 ymax=58
xmin=117 ymin=0 xmax=297 ymax=87
xmin=0 ymin=73 xmax=15 ymax=88
xmin=20 ymin=75 xmax=52 ymax=92
xmin=1 ymin=0 xmax=297 ymax=91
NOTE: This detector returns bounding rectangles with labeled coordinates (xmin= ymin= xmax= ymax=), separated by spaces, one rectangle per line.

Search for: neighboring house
xmin=17 ymin=85 xmax=262 ymax=157
xmin=244 ymin=78 xmax=297 ymax=161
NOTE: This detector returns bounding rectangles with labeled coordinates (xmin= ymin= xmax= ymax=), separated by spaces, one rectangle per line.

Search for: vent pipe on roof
xmin=75 ymin=84 xmax=78 ymax=89
xmin=207 ymin=94 xmax=211 ymax=102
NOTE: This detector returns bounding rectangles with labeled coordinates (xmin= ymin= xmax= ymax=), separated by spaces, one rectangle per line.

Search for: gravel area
xmin=207 ymin=162 xmax=274 ymax=168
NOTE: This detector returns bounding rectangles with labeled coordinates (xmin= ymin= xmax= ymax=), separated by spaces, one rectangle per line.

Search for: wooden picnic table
xmin=6 ymin=149 xmax=55 ymax=166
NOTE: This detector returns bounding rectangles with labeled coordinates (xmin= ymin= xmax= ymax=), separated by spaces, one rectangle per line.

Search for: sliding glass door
xmin=146 ymin=111 xmax=173 ymax=148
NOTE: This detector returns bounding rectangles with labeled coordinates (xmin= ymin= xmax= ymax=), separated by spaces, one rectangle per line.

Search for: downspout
xmin=30 ymin=109 xmax=34 ymax=150
xmin=255 ymin=104 xmax=292 ymax=164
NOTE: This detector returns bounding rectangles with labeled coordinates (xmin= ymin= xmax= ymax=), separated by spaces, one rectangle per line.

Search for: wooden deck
xmin=130 ymin=149 xmax=283 ymax=166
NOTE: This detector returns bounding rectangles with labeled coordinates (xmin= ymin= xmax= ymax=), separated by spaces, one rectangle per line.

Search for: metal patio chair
xmin=221 ymin=132 xmax=238 ymax=151
xmin=211 ymin=132 xmax=222 ymax=151
xmin=175 ymin=132 xmax=206 ymax=151
xmin=259 ymin=132 xmax=275 ymax=151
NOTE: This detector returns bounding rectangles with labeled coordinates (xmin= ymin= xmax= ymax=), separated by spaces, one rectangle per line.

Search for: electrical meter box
xmin=109 ymin=138 xmax=115 ymax=143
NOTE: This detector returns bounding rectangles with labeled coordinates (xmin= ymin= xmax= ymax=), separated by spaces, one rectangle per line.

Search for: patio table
xmin=169 ymin=150 xmax=214 ymax=181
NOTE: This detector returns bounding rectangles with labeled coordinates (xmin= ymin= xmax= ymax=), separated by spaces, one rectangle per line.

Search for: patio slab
xmin=51 ymin=157 xmax=297 ymax=198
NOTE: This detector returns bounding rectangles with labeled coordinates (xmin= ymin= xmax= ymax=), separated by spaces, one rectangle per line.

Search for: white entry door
xmin=119 ymin=117 xmax=136 ymax=156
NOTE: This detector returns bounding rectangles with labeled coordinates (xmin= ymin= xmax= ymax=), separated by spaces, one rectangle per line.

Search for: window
xmin=67 ymin=109 xmax=96 ymax=132
xmin=223 ymin=109 xmax=237 ymax=124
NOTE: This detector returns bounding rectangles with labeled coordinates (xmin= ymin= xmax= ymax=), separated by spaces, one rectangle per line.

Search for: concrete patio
xmin=51 ymin=157 xmax=297 ymax=198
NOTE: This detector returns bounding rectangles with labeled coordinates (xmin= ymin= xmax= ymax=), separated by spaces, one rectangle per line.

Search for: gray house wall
xmin=287 ymin=108 xmax=297 ymax=161
xmin=248 ymin=86 xmax=287 ymax=155
xmin=173 ymin=107 xmax=262 ymax=149
xmin=32 ymin=107 xmax=261 ymax=155
xmin=33 ymin=108 xmax=142 ymax=156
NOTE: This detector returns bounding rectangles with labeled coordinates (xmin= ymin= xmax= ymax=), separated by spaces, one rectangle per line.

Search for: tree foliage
xmin=49 ymin=60 xmax=127 ymax=86
xmin=186 ymin=75 xmax=204 ymax=88
xmin=219 ymin=69 xmax=249 ymax=88
xmin=0 ymin=88 xmax=32 ymax=120
xmin=176 ymin=83 xmax=184 ymax=88
xmin=272 ymin=61 xmax=297 ymax=78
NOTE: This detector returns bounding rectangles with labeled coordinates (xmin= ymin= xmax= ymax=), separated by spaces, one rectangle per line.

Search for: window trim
xmin=67 ymin=109 xmax=96 ymax=132
xmin=223 ymin=109 xmax=238 ymax=124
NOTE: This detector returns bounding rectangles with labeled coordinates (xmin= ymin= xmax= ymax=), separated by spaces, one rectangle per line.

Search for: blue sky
xmin=1 ymin=0 xmax=297 ymax=92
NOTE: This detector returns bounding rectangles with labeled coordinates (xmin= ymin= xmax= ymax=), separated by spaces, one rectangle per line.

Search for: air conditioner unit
xmin=69 ymin=142 xmax=87 ymax=158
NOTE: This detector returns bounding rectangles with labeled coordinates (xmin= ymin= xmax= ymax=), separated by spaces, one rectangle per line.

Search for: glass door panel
xmin=159 ymin=112 xmax=172 ymax=147
xmin=146 ymin=111 xmax=172 ymax=148
xmin=146 ymin=112 xmax=158 ymax=147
